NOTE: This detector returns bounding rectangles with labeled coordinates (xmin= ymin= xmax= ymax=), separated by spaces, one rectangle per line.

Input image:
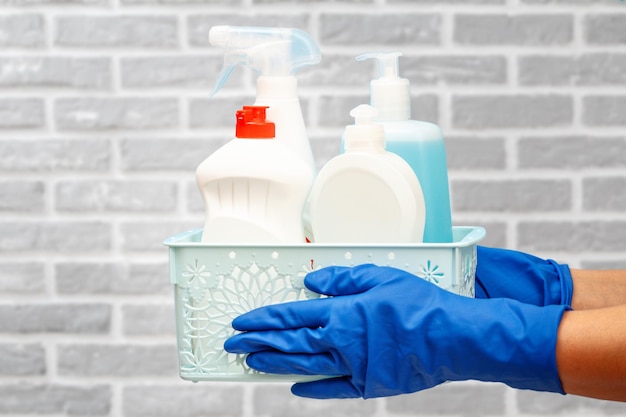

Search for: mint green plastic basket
xmin=164 ymin=226 xmax=485 ymax=382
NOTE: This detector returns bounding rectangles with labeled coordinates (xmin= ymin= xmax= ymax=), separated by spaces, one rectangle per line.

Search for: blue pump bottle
xmin=356 ymin=52 xmax=453 ymax=243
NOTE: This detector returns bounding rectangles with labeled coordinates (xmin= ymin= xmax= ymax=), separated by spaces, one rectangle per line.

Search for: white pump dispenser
xmin=309 ymin=105 xmax=425 ymax=244
xmin=357 ymin=52 xmax=454 ymax=243
xmin=208 ymin=25 xmax=320 ymax=173
xmin=357 ymin=52 xmax=410 ymax=121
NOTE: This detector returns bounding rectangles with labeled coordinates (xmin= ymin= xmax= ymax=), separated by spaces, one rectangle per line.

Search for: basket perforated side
xmin=166 ymin=227 xmax=483 ymax=381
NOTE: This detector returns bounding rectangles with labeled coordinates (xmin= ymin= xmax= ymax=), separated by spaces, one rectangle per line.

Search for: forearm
xmin=570 ymin=269 xmax=626 ymax=310
xmin=556 ymin=305 xmax=626 ymax=402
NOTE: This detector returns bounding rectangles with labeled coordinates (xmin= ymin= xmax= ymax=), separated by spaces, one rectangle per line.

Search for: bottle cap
xmin=357 ymin=52 xmax=410 ymax=121
xmin=235 ymin=106 xmax=275 ymax=139
xmin=343 ymin=104 xmax=385 ymax=152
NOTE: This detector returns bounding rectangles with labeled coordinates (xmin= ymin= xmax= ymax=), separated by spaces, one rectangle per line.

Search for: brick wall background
xmin=1 ymin=0 xmax=626 ymax=416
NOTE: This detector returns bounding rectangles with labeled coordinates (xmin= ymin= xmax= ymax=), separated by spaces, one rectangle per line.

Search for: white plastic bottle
xmin=309 ymin=104 xmax=425 ymax=244
xmin=357 ymin=52 xmax=454 ymax=243
xmin=196 ymin=106 xmax=314 ymax=243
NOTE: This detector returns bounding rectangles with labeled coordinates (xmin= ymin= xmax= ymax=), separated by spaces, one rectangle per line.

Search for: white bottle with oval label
xmin=309 ymin=105 xmax=426 ymax=244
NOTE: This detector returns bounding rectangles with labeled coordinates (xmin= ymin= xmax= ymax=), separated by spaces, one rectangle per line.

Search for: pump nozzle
xmin=356 ymin=51 xmax=410 ymax=121
xmin=357 ymin=51 xmax=403 ymax=79
xmin=208 ymin=25 xmax=321 ymax=97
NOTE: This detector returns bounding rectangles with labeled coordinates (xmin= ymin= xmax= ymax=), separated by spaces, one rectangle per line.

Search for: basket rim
xmin=163 ymin=226 xmax=486 ymax=249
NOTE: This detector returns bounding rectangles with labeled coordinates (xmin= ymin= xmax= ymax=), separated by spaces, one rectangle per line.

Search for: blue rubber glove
xmin=476 ymin=246 xmax=573 ymax=306
xmin=225 ymin=264 xmax=569 ymax=399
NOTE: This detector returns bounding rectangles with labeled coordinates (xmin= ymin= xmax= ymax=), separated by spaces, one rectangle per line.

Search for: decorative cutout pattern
xmin=416 ymin=260 xmax=444 ymax=285
xmin=166 ymin=227 xmax=484 ymax=381
xmin=178 ymin=260 xmax=311 ymax=377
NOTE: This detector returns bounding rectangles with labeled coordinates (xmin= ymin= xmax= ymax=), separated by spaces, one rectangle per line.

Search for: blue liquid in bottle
xmin=382 ymin=120 xmax=453 ymax=243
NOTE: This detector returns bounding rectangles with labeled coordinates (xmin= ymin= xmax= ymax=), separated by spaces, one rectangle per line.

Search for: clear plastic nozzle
xmin=208 ymin=25 xmax=321 ymax=97
xmin=357 ymin=51 xmax=403 ymax=79
xmin=357 ymin=51 xmax=410 ymax=121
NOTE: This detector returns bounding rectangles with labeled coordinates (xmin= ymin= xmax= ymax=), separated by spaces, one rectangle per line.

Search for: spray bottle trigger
xmin=208 ymin=26 xmax=321 ymax=97
xmin=209 ymin=51 xmax=248 ymax=97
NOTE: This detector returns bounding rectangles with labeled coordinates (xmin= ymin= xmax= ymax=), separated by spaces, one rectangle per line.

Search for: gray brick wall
xmin=1 ymin=1 xmax=626 ymax=416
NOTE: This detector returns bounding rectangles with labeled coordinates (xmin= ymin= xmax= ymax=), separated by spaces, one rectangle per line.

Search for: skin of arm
xmin=570 ymin=269 xmax=626 ymax=310
xmin=556 ymin=270 xmax=626 ymax=402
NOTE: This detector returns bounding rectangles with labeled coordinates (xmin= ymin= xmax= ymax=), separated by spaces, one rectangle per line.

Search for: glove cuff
xmin=503 ymin=303 xmax=570 ymax=394
xmin=458 ymin=300 xmax=570 ymax=394
xmin=550 ymin=261 xmax=573 ymax=307
xmin=475 ymin=246 xmax=574 ymax=307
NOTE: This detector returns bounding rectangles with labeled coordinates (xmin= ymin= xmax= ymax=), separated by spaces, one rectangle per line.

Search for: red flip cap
xmin=235 ymin=106 xmax=275 ymax=139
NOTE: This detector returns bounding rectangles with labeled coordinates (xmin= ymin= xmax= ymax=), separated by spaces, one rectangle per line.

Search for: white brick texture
xmin=1 ymin=1 xmax=626 ymax=416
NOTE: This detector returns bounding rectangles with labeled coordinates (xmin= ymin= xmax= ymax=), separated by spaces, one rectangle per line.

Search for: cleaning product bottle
xmin=208 ymin=25 xmax=320 ymax=173
xmin=357 ymin=52 xmax=454 ymax=243
xmin=196 ymin=106 xmax=314 ymax=243
xmin=308 ymin=104 xmax=425 ymax=244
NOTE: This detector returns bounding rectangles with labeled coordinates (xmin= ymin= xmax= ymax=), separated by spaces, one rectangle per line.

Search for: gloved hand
xmin=476 ymin=246 xmax=573 ymax=306
xmin=225 ymin=264 xmax=569 ymax=399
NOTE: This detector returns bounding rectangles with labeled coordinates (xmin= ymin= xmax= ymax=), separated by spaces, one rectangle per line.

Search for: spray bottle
xmin=308 ymin=104 xmax=425 ymax=244
xmin=208 ymin=25 xmax=321 ymax=173
xmin=357 ymin=52 xmax=453 ymax=243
